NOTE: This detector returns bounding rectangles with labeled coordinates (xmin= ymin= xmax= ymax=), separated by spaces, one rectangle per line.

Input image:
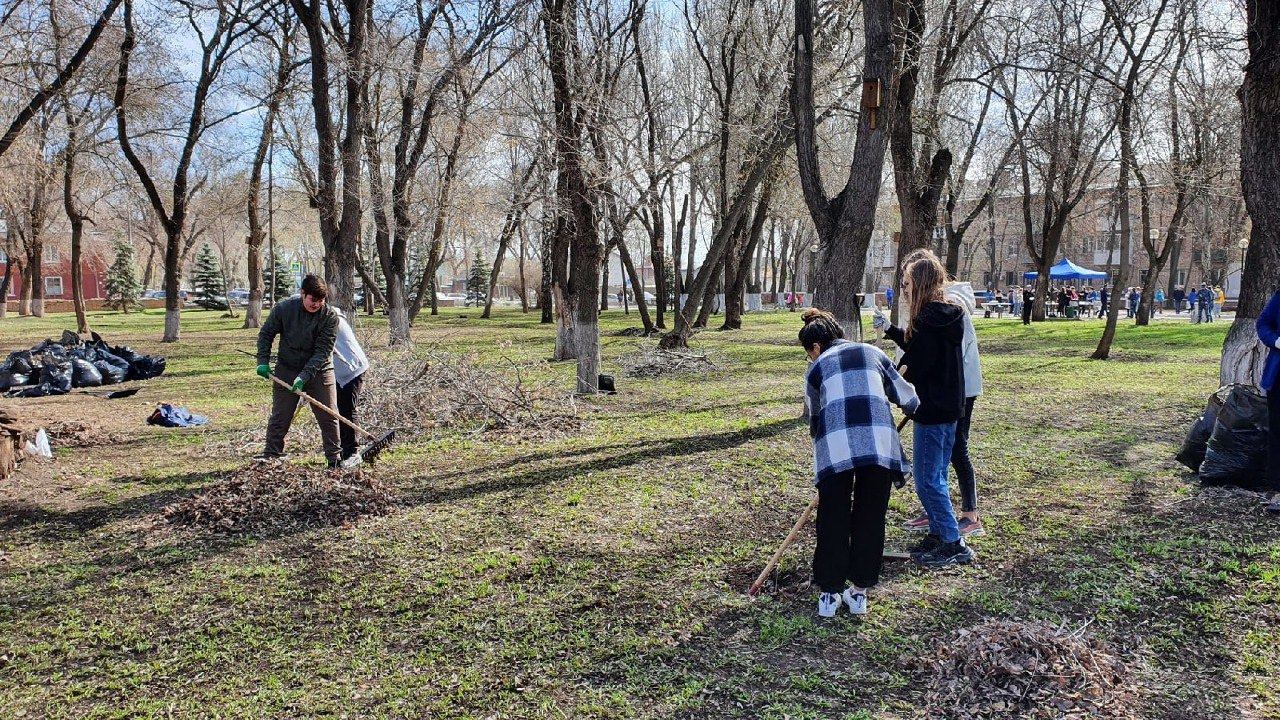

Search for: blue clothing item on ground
xmin=147 ymin=404 xmax=209 ymax=428
xmin=1256 ymin=292 xmax=1280 ymax=392
xmin=913 ymin=420 xmax=960 ymax=543
xmin=806 ymin=340 xmax=919 ymax=484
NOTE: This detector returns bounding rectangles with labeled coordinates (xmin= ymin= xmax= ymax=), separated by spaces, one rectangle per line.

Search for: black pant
xmin=1021 ymin=300 xmax=1033 ymax=325
xmin=812 ymin=465 xmax=897 ymax=593
xmin=1268 ymin=386 xmax=1280 ymax=492
xmin=337 ymin=374 xmax=365 ymax=460
xmin=951 ymin=396 xmax=978 ymax=512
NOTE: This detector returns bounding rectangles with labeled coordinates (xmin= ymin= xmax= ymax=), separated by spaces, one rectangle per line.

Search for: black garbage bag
xmin=131 ymin=356 xmax=166 ymax=380
xmin=0 ymin=371 xmax=29 ymax=390
xmin=7 ymin=350 xmax=34 ymax=376
xmin=1177 ymin=385 xmax=1232 ymax=472
xmin=93 ymin=360 xmax=126 ymax=385
xmin=13 ymin=383 xmax=56 ymax=398
xmin=109 ymin=345 xmax=144 ymax=365
xmin=1200 ymin=384 xmax=1270 ymax=488
xmin=38 ymin=357 xmax=72 ymax=395
xmin=70 ymin=358 xmax=104 ymax=387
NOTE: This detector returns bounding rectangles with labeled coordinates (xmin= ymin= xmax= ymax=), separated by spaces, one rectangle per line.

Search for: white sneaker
xmin=817 ymin=591 xmax=843 ymax=617
xmin=842 ymin=587 xmax=868 ymax=615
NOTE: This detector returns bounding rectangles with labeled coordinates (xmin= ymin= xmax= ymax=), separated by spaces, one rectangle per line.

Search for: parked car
xmin=149 ymin=290 xmax=191 ymax=301
xmin=228 ymin=289 xmax=250 ymax=306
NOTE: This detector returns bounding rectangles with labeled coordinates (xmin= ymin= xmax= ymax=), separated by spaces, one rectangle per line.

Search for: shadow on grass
xmin=0 ymin=470 xmax=216 ymax=538
xmin=406 ymin=416 xmax=805 ymax=506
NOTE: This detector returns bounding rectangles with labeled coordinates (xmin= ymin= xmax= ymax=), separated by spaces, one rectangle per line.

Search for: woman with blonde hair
xmin=873 ymin=251 xmax=974 ymax=568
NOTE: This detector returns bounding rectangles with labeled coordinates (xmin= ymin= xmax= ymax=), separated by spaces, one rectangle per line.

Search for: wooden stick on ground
xmin=748 ymin=494 xmax=819 ymax=596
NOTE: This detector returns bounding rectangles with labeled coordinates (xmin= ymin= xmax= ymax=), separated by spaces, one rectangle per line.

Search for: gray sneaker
xmin=916 ymin=540 xmax=975 ymax=569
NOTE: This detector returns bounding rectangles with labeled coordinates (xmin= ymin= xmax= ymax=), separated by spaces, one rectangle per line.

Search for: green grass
xmin=0 ymin=306 xmax=1277 ymax=718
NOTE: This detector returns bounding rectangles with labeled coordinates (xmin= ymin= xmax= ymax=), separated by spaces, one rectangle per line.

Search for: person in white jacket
xmin=901 ymin=281 xmax=985 ymax=537
xmin=332 ymin=310 xmax=370 ymax=462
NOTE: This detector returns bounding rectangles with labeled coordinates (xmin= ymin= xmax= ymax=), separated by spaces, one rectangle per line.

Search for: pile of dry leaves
xmin=45 ymin=420 xmax=120 ymax=448
xmin=617 ymin=344 xmax=717 ymax=378
xmin=163 ymin=462 xmax=395 ymax=534
xmin=361 ymin=347 xmax=578 ymax=438
xmin=922 ymin=620 xmax=1139 ymax=719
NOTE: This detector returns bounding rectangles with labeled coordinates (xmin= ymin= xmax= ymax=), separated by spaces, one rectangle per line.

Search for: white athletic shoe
xmin=842 ymin=587 xmax=868 ymax=615
xmin=817 ymin=591 xmax=843 ymax=618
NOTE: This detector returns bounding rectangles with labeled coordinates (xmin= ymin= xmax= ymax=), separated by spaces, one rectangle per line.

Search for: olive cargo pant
xmin=264 ymin=366 xmax=341 ymax=463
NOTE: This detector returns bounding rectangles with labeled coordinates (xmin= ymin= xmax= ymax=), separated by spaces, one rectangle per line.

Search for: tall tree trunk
xmin=792 ymin=0 xmax=896 ymax=336
xmin=539 ymin=216 xmax=553 ymax=324
xmin=723 ymin=180 xmax=773 ymax=329
xmin=1223 ymin=0 xmax=1280 ymax=385
xmin=62 ymin=121 xmax=90 ymax=333
xmin=18 ymin=262 xmax=31 ymax=316
xmin=518 ymin=224 xmax=529 ymax=312
xmin=671 ymin=192 xmax=687 ymax=313
xmin=544 ymin=0 xmax=601 ymax=391
xmin=243 ymin=21 xmax=291 ymax=330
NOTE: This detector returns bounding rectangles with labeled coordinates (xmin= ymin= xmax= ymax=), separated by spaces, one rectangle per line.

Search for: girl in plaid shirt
xmin=801 ymin=309 xmax=919 ymax=617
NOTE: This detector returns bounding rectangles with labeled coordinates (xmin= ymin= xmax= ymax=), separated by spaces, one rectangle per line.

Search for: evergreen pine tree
xmin=192 ymin=244 xmax=227 ymax=310
xmin=262 ymin=250 xmax=292 ymax=302
xmin=104 ymin=237 xmax=142 ymax=313
xmin=467 ymin=249 xmax=489 ymax=306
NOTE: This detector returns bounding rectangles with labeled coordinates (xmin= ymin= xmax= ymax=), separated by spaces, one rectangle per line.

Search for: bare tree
xmin=288 ymin=0 xmax=371 ymax=315
xmin=1093 ymin=0 xmax=1171 ymax=359
xmin=243 ymin=9 xmax=295 ymax=329
xmin=114 ymin=0 xmax=263 ymax=341
xmin=792 ymin=0 xmax=895 ymax=335
xmin=0 ymin=0 xmax=122 ymax=159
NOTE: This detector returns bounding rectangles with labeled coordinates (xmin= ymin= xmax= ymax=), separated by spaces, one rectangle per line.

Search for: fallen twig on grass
xmin=617 ymin=342 xmax=718 ymax=378
xmin=360 ymin=347 xmax=579 ymax=439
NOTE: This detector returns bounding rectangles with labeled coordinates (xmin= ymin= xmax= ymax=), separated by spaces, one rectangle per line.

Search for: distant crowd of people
xmin=961 ymin=282 xmax=1229 ymax=325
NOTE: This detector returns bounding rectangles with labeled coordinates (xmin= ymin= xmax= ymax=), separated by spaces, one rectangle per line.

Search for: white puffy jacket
xmin=944 ymin=282 xmax=983 ymax=398
xmin=332 ymin=311 xmax=370 ymax=388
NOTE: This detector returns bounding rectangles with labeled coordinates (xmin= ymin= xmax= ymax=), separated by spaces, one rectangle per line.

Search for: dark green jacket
xmin=256 ymin=297 xmax=339 ymax=383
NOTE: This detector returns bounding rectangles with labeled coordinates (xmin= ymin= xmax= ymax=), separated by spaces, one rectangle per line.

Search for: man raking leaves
xmin=255 ymin=274 xmax=343 ymax=468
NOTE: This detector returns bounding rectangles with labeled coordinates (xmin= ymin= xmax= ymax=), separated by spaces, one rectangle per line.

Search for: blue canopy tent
xmin=1023 ymin=258 xmax=1108 ymax=282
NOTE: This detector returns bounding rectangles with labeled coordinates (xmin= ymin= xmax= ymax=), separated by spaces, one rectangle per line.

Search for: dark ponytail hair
xmin=799 ymin=308 xmax=843 ymax=353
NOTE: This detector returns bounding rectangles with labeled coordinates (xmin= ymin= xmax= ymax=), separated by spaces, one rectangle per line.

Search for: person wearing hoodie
xmin=1253 ymin=292 xmax=1280 ymax=512
xmin=331 ymin=310 xmax=371 ymax=463
xmin=901 ymin=281 xmax=985 ymax=537
xmin=801 ymin=309 xmax=919 ymax=617
xmin=874 ymin=250 xmax=975 ymax=569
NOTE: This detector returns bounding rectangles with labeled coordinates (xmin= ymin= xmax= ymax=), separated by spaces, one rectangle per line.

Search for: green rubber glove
xmin=291 ymin=378 xmax=305 ymax=393
xmin=256 ymin=364 xmax=270 ymax=379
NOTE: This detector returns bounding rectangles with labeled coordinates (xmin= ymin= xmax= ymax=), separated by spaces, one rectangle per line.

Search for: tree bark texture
xmin=1223 ymin=0 xmax=1280 ymax=386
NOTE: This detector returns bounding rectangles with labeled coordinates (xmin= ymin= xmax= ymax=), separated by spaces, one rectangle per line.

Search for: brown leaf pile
xmin=163 ymin=462 xmax=395 ymax=534
xmin=45 ymin=420 xmax=121 ymax=448
xmin=922 ymin=620 xmax=1139 ymax=719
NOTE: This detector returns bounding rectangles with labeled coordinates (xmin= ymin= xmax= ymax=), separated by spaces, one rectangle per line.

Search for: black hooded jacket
xmin=884 ymin=301 xmax=967 ymax=424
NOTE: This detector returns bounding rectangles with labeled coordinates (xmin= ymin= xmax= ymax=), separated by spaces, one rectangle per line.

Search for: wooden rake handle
xmin=748 ymin=494 xmax=820 ymax=596
xmin=269 ymin=372 xmax=378 ymax=441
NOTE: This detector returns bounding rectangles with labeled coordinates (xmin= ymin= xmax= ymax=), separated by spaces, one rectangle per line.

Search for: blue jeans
xmin=914 ymin=421 xmax=960 ymax=543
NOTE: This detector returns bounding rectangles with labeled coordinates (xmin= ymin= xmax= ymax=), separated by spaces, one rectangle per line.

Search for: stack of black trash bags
xmin=1179 ymin=384 xmax=1269 ymax=488
xmin=0 ymin=330 xmax=165 ymax=398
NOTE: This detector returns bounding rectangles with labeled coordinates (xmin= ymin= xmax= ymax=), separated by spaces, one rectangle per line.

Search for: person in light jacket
xmin=332 ymin=310 xmax=371 ymax=463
